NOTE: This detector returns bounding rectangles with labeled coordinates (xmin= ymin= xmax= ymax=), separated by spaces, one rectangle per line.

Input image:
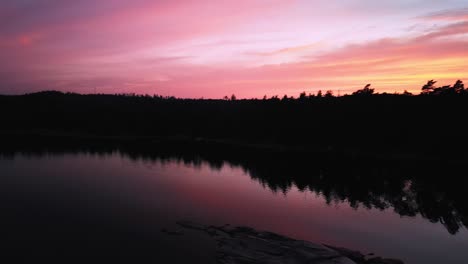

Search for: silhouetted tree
xmin=352 ymin=84 xmax=374 ymax=95
xmin=270 ymin=95 xmax=280 ymax=101
xmin=325 ymin=90 xmax=334 ymax=98
xmin=316 ymin=90 xmax=323 ymax=98
xmin=453 ymin=80 xmax=465 ymax=94
xmin=432 ymin=85 xmax=453 ymax=95
xmin=299 ymin=92 xmax=307 ymax=101
xmin=421 ymin=80 xmax=437 ymax=94
xmin=231 ymin=94 xmax=237 ymax=101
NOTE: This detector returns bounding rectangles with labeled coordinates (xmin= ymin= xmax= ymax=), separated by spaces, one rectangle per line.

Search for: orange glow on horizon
xmin=0 ymin=1 xmax=467 ymax=97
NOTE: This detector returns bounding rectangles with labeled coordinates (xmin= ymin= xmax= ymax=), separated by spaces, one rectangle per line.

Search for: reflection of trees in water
xmin=122 ymin=148 xmax=468 ymax=235
xmin=243 ymin=159 xmax=468 ymax=235
xmin=1 ymin=145 xmax=467 ymax=235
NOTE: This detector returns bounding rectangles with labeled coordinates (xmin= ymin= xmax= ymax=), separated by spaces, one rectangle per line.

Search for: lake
xmin=0 ymin=148 xmax=467 ymax=264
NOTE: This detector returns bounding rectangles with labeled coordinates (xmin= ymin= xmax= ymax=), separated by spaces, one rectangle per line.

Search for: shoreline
xmin=0 ymin=130 xmax=463 ymax=164
xmin=169 ymin=221 xmax=404 ymax=264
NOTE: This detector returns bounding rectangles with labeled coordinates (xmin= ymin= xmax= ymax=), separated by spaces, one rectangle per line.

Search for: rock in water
xmin=177 ymin=221 xmax=403 ymax=264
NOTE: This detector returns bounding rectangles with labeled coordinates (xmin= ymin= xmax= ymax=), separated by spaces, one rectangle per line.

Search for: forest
xmin=0 ymin=80 xmax=467 ymax=161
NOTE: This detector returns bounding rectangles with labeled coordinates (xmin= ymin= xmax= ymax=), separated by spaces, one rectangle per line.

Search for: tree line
xmin=251 ymin=79 xmax=465 ymax=101
xmin=1 ymin=79 xmax=468 ymax=161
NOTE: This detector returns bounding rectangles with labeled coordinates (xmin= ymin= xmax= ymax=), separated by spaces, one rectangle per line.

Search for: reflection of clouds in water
xmin=1 ymin=145 xmax=467 ymax=235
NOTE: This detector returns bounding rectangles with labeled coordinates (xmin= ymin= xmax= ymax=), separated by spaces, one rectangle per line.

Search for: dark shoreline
xmin=0 ymin=130 xmax=464 ymax=164
xmin=173 ymin=221 xmax=404 ymax=264
xmin=2 ymin=91 xmax=468 ymax=164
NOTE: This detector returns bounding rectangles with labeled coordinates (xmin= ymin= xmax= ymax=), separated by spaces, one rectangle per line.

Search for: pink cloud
xmin=140 ymin=24 xmax=468 ymax=98
xmin=420 ymin=8 xmax=468 ymax=21
xmin=1 ymin=2 xmax=467 ymax=97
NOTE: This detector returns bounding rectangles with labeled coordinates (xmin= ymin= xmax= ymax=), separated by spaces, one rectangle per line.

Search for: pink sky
xmin=1 ymin=0 xmax=467 ymax=98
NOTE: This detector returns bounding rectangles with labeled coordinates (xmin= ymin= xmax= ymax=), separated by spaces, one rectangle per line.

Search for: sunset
xmin=1 ymin=1 xmax=467 ymax=97
xmin=1 ymin=1 xmax=468 ymax=264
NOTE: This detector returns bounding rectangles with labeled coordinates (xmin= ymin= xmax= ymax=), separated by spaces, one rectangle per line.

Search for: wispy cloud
xmin=246 ymin=42 xmax=325 ymax=57
xmin=0 ymin=1 xmax=467 ymax=97
xmin=419 ymin=8 xmax=468 ymax=21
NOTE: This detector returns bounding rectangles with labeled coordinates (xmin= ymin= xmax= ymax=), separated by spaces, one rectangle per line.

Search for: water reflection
xmin=1 ymin=143 xmax=467 ymax=235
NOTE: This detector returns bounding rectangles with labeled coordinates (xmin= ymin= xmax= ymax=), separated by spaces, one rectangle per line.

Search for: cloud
xmin=420 ymin=8 xmax=468 ymax=21
xmin=0 ymin=1 xmax=467 ymax=97
xmin=416 ymin=21 xmax=468 ymax=41
xmin=151 ymin=20 xmax=468 ymax=98
xmin=246 ymin=43 xmax=325 ymax=57
xmin=0 ymin=0 xmax=293 ymax=65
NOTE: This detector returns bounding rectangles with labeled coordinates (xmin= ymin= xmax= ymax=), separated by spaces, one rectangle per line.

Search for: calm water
xmin=1 ymin=150 xmax=467 ymax=264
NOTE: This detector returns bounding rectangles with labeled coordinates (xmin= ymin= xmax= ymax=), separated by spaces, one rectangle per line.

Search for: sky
xmin=1 ymin=0 xmax=467 ymax=98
